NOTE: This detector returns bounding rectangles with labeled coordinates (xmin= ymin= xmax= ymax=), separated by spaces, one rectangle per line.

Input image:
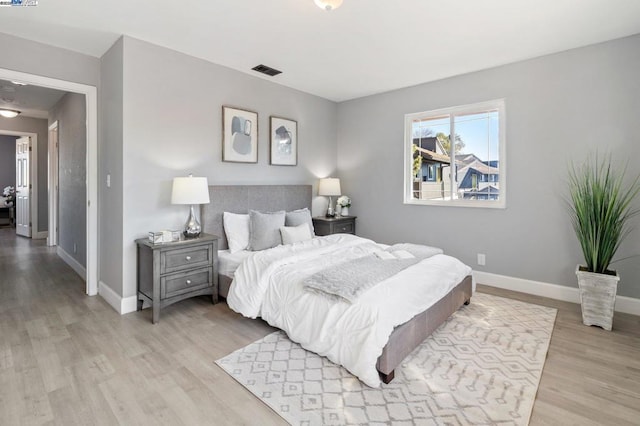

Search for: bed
xmin=202 ymin=185 xmax=472 ymax=387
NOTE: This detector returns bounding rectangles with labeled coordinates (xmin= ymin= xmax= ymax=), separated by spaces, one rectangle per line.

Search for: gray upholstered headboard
xmin=201 ymin=185 xmax=312 ymax=250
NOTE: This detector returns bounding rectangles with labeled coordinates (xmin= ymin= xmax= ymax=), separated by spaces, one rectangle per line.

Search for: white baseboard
xmin=33 ymin=231 xmax=48 ymax=240
xmin=98 ymin=281 xmax=138 ymax=315
xmin=57 ymin=246 xmax=86 ymax=281
xmin=473 ymin=271 xmax=640 ymax=316
xmin=121 ymin=295 xmax=138 ymax=314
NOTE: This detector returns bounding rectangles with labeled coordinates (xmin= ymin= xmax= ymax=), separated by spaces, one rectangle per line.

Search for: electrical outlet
xmin=477 ymin=253 xmax=486 ymax=266
xmin=106 ymin=174 xmax=111 ymax=188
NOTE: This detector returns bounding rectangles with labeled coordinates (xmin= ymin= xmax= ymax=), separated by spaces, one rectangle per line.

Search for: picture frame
xmin=222 ymin=106 xmax=258 ymax=163
xmin=270 ymin=116 xmax=298 ymax=166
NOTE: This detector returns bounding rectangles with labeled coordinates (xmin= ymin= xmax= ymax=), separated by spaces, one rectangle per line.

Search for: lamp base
xmin=325 ymin=196 xmax=335 ymax=218
xmin=183 ymin=205 xmax=202 ymax=238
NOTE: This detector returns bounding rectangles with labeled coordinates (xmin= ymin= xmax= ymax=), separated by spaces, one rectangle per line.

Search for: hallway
xmin=0 ymin=228 xmax=86 ymax=310
xmin=0 ymin=227 xmax=280 ymax=425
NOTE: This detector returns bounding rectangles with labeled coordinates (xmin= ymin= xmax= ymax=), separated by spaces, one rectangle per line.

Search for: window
xmin=427 ymin=164 xmax=435 ymax=181
xmin=405 ymin=99 xmax=505 ymax=208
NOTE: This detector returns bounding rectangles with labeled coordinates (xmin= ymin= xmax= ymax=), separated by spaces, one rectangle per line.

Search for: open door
xmin=15 ymin=136 xmax=31 ymax=237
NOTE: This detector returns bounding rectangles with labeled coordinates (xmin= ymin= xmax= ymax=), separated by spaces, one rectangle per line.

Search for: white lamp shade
xmin=171 ymin=176 xmax=210 ymax=205
xmin=318 ymin=178 xmax=341 ymax=196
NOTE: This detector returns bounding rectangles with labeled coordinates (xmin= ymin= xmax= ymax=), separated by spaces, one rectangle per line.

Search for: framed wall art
xmin=222 ymin=106 xmax=258 ymax=163
xmin=270 ymin=116 xmax=297 ymax=166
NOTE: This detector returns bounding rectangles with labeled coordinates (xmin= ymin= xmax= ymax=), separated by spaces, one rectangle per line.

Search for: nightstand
xmin=136 ymin=233 xmax=219 ymax=324
xmin=312 ymin=216 xmax=357 ymax=236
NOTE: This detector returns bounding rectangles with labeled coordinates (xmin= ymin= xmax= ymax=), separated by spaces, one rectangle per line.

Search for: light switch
xmin=106 ymin=174 xmax=111 ymax=188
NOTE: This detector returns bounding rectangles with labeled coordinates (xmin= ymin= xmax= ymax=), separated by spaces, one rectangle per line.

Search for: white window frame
xmin=404 ymin=99 xmax=506 ymax=209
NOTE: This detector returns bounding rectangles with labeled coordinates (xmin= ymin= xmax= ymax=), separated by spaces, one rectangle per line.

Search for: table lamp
xmin=171 ymin=175 xmax=210 ymax=238
xmin=318 ymin=178 xmax=341 ymax=218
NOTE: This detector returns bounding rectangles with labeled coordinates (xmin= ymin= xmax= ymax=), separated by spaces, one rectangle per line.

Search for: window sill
xmin=404 ymin=198 xmax=506 ymax=209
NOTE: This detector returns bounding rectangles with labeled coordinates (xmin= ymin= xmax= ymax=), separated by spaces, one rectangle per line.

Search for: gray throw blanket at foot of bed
xmin=302 ymin=243 xmax=443 ymax=303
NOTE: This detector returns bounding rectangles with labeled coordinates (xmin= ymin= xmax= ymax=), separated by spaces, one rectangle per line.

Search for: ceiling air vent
xmin=251 ymin=64 xmax=282 ymax=77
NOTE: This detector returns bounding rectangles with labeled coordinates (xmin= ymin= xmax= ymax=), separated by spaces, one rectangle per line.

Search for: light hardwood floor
xmin=0 ymin=228 xmax=638 ymax=425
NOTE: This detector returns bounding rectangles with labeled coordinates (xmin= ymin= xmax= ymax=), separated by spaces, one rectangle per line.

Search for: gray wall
xmin=0 ymin=135 xmax=17 ymax=190
xmin=99 ymin=37 xmax=124 ymax=297
xmin=49 ymin=93 xmax=87 ymax=267
xmin=0 ymin=116 xmax=49 ymax=233
xmin=337 ymin=34 xmax=640 ymax=298
xmin=115 ymin=37 xmax=338 ymax=298
xmin=0 ymin=32 xmax=100 ymax=87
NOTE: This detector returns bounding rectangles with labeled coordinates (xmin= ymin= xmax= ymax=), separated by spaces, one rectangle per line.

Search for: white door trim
xmin=0 ymin=67 xmax=99 ymax=297
xmin=48 ymin=121 xmax=59 ymax=247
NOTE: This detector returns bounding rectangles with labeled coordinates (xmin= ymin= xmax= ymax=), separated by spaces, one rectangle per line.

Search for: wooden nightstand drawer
xmin=161 ymin=267 xmax=213 ymax=299
xmin=334 ymin=222 xmax=354 ymax=234
xmin=161 ymin=245 xmax=212 ymax=274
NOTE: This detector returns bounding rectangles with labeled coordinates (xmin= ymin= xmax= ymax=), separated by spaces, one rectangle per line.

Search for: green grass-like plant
xmin=568 ymin=154 xmax=640 ymax=274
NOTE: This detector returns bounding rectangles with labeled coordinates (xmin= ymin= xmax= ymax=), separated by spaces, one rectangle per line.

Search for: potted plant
xmin=336 ymin=195 xmax=351 ymax=216
xmin=567 ymin=154 xmax=640 ymax=330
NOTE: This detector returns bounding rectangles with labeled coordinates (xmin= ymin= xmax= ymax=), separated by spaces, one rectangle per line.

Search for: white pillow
xmin=223 ymin=212 xmax=250 ymax=253
xmin=387 ymin=243 xmax=443 ymax=259
xmin=280 ymin=223 xmax=313 ymax=245
xmin=392 ymin=250 xmax=415 ymax=259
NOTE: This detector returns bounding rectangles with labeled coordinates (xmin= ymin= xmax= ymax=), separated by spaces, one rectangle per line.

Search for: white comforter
xmin=227 ymin=234 xmax=472 ymax=388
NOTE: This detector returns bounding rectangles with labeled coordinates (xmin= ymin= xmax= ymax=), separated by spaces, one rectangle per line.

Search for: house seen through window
xmin=405 ymin=99 xmax=505 ymax=208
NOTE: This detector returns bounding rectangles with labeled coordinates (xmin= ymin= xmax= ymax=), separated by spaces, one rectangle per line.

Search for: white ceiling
xmin=1 ymin=0 xmax=639 ymax=102
xmin=0 ymin=79 xmax=67 ymax=119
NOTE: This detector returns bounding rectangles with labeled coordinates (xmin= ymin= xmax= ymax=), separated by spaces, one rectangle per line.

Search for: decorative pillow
xmin=391 ymin=250 xmax=415 ymax=260
xmin=374 ymin=251 xmax=395 ymax=260
xmin=223 ymin=212 xmax=250 ymax=253
xmin=285 ymin=208 xmax=315 ymax=235
xmin=386 ymin=243 xmax=443 ymax=259
xmin=248 ymin=210 xmax=286 ymax=251
xmin=280 ymin=223 xmax=313 ymax=245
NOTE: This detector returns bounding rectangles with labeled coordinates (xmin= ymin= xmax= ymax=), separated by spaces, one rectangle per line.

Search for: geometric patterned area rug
xmin=216 ymin=293 xmax=557 ymax=425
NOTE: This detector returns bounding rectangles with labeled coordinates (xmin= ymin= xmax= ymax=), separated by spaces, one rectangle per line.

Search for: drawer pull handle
xmin=186 ymin=279 xmax=192 ymax=285
xmin=185 ymin=256 xmax=192 ymax=261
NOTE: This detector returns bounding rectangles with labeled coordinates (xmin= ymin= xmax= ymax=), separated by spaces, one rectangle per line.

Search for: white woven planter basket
xmin=576 ymin=266 xmax=619 ymax=331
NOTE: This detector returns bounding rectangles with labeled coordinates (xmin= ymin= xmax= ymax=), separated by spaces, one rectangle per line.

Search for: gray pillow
xmin=248 ymin=210 xmax=286 ymax=251
xmin=285 ymin=208 xmax=315 ymax=235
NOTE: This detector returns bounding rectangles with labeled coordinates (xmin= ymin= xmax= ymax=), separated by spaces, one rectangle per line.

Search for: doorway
xmin=0 ymin=130 xmax=38 ymax=237
xmin=0 ymin=67 xmax=98 ymax=296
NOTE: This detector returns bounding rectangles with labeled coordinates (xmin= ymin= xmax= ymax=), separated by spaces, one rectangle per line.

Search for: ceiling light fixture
xmin=314 ymin=0 xmax=343 ymax=11
xmin=0 ymin=109 xmax=21 ymax=118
